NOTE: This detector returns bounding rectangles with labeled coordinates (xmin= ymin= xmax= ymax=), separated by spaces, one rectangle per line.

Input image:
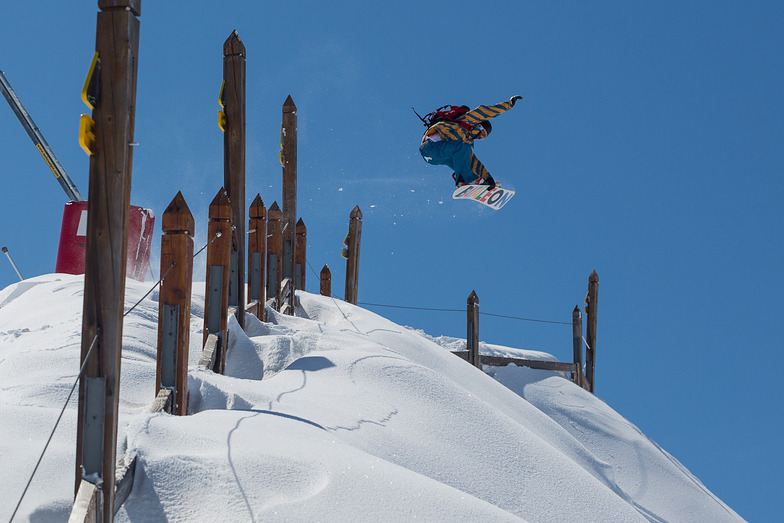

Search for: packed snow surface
xmin=0 ymin=275 xmax=742 ymax=522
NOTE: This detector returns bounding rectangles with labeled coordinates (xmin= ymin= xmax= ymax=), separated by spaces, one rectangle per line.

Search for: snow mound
xmin=0 ymin=275 xmax=742 ymax=522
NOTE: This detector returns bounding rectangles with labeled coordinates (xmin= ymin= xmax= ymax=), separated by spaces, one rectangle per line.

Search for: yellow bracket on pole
xmin=218 ymin=80 xmax=226 ymax=132
xmin=341 ymin=232 xmax=350 ymax=258
xmin=81 ymin=52 xmax=100 ymax=110
xmin=279 ymin=123 xmax=285 ymax=166
xmin=79 ymin=114 xmax=96 ymax=155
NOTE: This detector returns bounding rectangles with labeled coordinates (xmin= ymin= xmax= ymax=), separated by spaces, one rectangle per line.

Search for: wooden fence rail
xmin=455 ymin=272 xmax=599 ymax=393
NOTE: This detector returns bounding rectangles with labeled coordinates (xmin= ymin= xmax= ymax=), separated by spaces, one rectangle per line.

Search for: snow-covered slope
xmin=0 ymin=275 xmax=743 ymax=522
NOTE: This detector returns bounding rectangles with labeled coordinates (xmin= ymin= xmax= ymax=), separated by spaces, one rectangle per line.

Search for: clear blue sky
xmin=1 ymin=2 xmax=782 ymax=520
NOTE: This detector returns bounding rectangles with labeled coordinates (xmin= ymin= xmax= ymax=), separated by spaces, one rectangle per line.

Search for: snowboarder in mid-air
xmin=417 ymin=96 xmax=522 ymax=189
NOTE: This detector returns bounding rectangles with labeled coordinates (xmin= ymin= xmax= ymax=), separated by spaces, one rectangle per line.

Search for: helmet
xmin=478 ymin=120 xmax=492 ymax=136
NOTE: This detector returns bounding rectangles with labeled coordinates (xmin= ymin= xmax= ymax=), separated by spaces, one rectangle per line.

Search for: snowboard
xmin=452 ymin=183 xmax=515 ymax=210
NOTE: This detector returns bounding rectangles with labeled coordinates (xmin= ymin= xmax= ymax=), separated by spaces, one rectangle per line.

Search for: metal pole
xmin=0 ymin=69 xmax=85 ymax=202
xmin=2 ymin=246 xmax=23 ymax=281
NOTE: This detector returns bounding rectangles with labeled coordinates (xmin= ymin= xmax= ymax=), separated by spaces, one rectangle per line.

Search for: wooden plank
xmin=76 ymin=5 xmax=140 ymax=519
xmin=113 ymin=454 xmax=137 ymax=515
xmin=280 ymin=277 xmax=295 ymax=315
xmin=198 ymin=333 xmax=219 ymax=370
xmin=481 ymin=356 xmax=578 ymax=372
xmin=223 ymin=30 xmax=246 ymax=329
xmin=245 ymin=301 xmax=260 ymax=319
xmin=68 ymin=479 xmax=100 ymax=523
xmin=149 ymin=388 xmax=173 ymax=414
xmin=451 ymin=351 xmax=577 ymax=372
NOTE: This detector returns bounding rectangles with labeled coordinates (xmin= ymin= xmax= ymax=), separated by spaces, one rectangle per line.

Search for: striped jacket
xmin=422 ymin=99 xmax=516 ymax=182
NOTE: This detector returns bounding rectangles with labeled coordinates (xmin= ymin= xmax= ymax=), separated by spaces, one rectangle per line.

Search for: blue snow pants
xmin=419 ymin=139 xmax=476 ymax=185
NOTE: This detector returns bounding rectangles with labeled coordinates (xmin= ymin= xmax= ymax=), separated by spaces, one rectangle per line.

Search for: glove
xmin=485 ymin=175 xmax=496 ymax=189
xmin=509 ymin=95 xmax=522 ymax=107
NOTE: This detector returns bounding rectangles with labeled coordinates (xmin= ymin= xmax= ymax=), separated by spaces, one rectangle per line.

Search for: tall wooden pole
xmin=204 ymin=189 xmax=232 ymax=374
xmin=248 ymin=194 xmax=266 ymax=319
xmin=585 ymin=270 xmax=599 ymax=393
xmin=295 ymin=218 xmax=307 ymax=291
xmin=266 ymin=202 xmax=283 ymax=307
xmin=156 ymin=192 xmax=194 ymax=416
xmin=76 ymin=1 xmax=141 ymax=519
xmin=572 ymin=305 xmax=584 ymax=389
xmin=223 ymin=30 xmax=246 ymax=328
xmin=467 ymin=291 xmax=481 ymax=369
xmin=320 ymin=264 xmax=331 ymax=297
xmin=344 ymin=206 xmax=362 ymax=305
xmin=281 ymin=95 xmax=297 ymax=288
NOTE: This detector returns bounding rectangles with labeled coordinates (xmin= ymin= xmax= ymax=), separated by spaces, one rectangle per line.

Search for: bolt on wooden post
xmin=467 ymin=291 xmax=481 ymax=369
xmin=156 ymin=192 xmax=194 ymax=416
xmin=248 ymin=194 xmax=266 ymax=320
xmin=344 ymin=206 xmax=362 ymax=305
xmin=203 ymin=188 xmax=232 ymax=374
xmin=585 ymin=270 xmax=599 ymax=393
xmin=222 ymin=30 xmax=246 ymax=328
xmin=266 ymin=202 xmax=283 ymax=309
xmin=75 ymin=0 xmax=141 ymax=518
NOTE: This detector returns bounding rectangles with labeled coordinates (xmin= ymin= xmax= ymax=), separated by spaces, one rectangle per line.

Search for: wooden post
xmin=248 ymin=194 xmax=266 ymax=320
xmin=320 ymin=264 xmax=331 ymax=297
xmin=344 ymin=206 xmax=362 ymax=305
xmin=280 ymin=277 xmax=294 ymax=316
xmin=266 ymin=202 xmax=282 ymax=308
xmin=222 ymin=30 xmax=246 ymax=328
xmin=156 ymin=192 xmax=194 ymax=416
xmin=76 ymin=1 xmax=140 ymax=518
xmin=281 ymin=96 xmax=297 ymax=292
xmin=571 ymin=305 xmax=584 ymax=389
xmin=585 ymin=270 xmax=599 ymax=393
xmin=467 ymin=291 xmax=481 ymax=369
xmin=203 ymin=188 xmax=232 ymax=374
xmin=295 ymin=218 xmax=307 ymax=291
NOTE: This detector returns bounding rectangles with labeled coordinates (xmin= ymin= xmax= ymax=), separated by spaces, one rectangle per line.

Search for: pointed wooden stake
xmin=467 ymin=291 xmax=481 ymax=369
xmin=204 ymin=188 xmax=232 ymax=374
xmin=157 ymin=192 xmax=194 ymax=416
xmin=248 ymin=194 xmax=266 ymax=319
xmin=266 ymin=202 xmax=283 ymax=308
xmin=281 ymin=95 xmax=298 ymax=291
xmin=585 ymin=270 xmax=599 ymax=393
xmin=344 ymin=206 xmax=362 ymax=305
xmin=223 ymin=30 xmax=246 ymax=328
